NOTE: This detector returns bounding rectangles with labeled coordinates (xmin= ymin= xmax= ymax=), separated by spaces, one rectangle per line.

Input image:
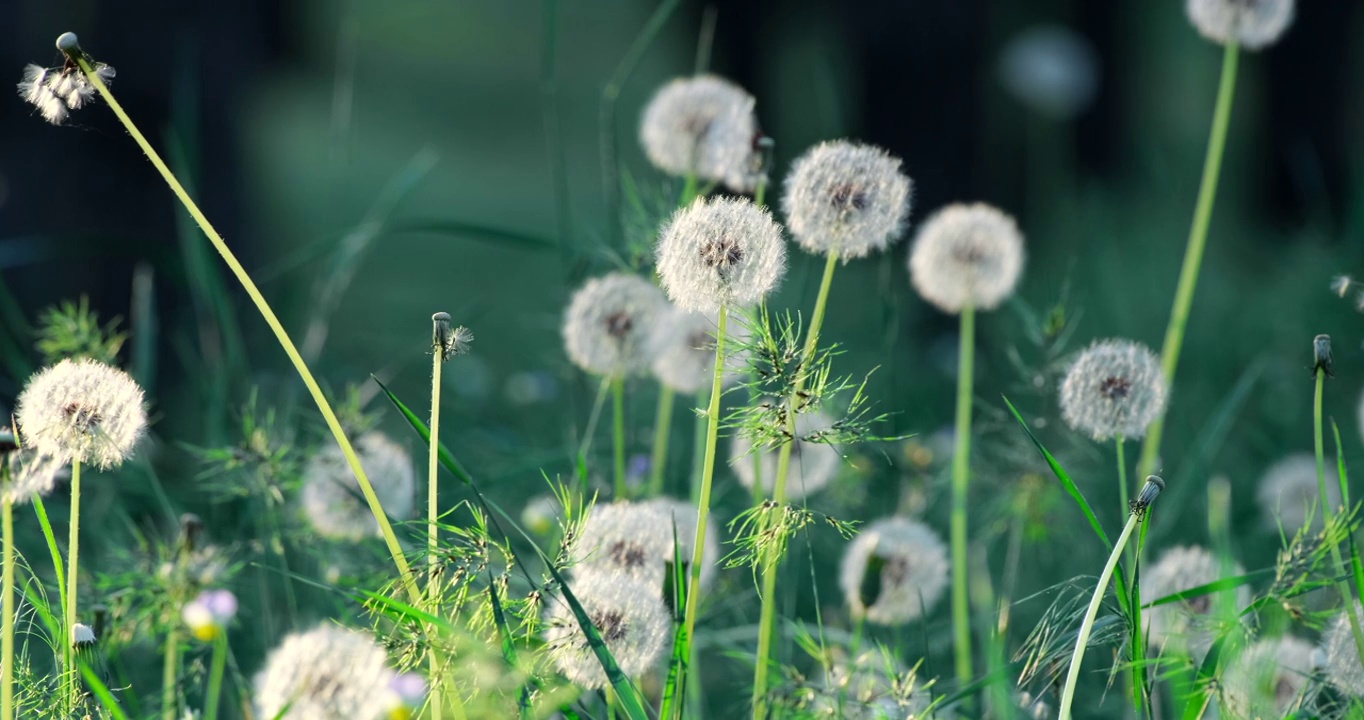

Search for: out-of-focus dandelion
xmin=1220 ymin=635 xmax=1318 ymax=717
xmin=1059 ymin=339 xmax=1168 ymax=441
xmin=655 ymin=196 xmax=787 ymax=314
xmin=648 ymin=306 xmax=746 ymax=394
xmin=16 ymin=34 xmax=116 ymax=126
xmin=181 ymin=589 xmax=237 ymax=642
xmin=908 ymin=202 xmax=1025 ymax=314
xmin=4 ymin=445 xmax=64 ymax=505
xmin=1141 ymin=545 xmax=1249 ymax=660
xmin=253 ymin=624 xmax=397 ymax=720
xmin=1186 ymin=0 xmax=1295 ymax=50
xmin=640 ymin=75 xmax=764 ymax=194
xmin=1331 ymin=275 xmax=1355 ymax=298
xmin=729 ymin=410 xmax=842 ymax=500
xmin=640 ymin=497 xmax=720 ymax=589
xmin=838 ymin=517 xmax=950 ymax=625
xmin=569 ymin=501 xmax=677 ymax=592
xmin=1256 ymin=453 xmax=1340 ymax=535
xmin=542 ymin=571 xmax=669 ymax=690
xmin=522 ymin=494 xmax=561 ymax=536
xmin=998 ymin=25 xmax=1099 ymax=120
xmin=381 ymin=672 xmax=427 ymax=720
xmin=1323 ymin=601 xmax=1364 ymax=696
xmin=302 ymin=432 xmax=414 ymax=542
xmin=781 ymin=141 xmax=913 ymax=260
xmin=809 ymin=648 xmax=936 ymax=719
xmin=562 ymin=273 xmax=668 ymax=379
xmin=15 ymin=358 xmax=147 ymax=469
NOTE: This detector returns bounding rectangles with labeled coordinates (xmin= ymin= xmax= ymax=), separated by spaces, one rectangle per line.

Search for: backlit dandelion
xmin=908 ymin=202 xmax=1025 ymax=314
xmin=15 ymin=357 xmax=147 ymax=469
xmin=569 ymin=501 xmax=675 ymax=592
xmin=1187 ymin=0 xmax=1295 ymax=50
xmin=1059 ymin=339 xmax=1167 ymax=441
xmin=655 ymin=196 xmax=787 ymax=314
xmin=1323 ymin=601 xmax=1364 ymax=696
xmin=302 ymin=431 xmax=414 ymax=542
xmin=640 ymin=497 xmax=721 ymax=589
xmin=730 ymin=410 xmax=842 ymax=500
xmin=4 ymin=446 xmax=63 ymax=504
xmin=1220 ymin=635 xmax=1317 ymax=717
xmin=542 ymin=571 xmax=669 ymax=689
xmin=648 ymin=306 xmax=747 ymax=394
xmin=640 ymin=75 xmax=763 ymax=193
xmin=253 ymin=624 xmax=396 ymax=720
xmin=781 ymin=141 xmax=913 ymax=259
xmin=839 ymin=516 xmax=950 ymax=625
xmin=1256 ymin=453 xmax=1339 ymax=535
xmin=1141 ymin=545 xmax=1249 ymax=660
xmin=562 ymin=273 xmax=667 ymax=378
xmin=17 ymin=33 xmax=116 ymax=126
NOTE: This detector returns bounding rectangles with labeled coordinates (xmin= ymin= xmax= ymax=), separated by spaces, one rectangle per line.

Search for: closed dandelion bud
xmin=562 ymin=273 xmax=668 ymax=378
xmin=302 ymin=432 xmax=414 ymax=542
xmin=542 ymin=571 xmax=669 ymax=690
xmin=839 ymin=516 xmax=950 ymax=625
xmin=647 ymin=305 xmax=747 ymax=394
xmin=15 ymin=358 xmax=147 ymax=468
xmin=181 ymin=589 xmax=237 ymax=642
xmin=781 ymin=140 xmax=913 ymax=259
xmin=1186 ymin=0 xmax=1295 ymax=50
xmin=1141 ymin=545 xmax=1249 ymax=661
xmin=1221 ymin=635 xmax=1318 ymax=717
xmin=639 ymin=75 xmax=763 ymax=193
xmin=1059 ymin=339 xmax=1167 ymax=441
xmin=907 ymin=202 xmax=1025 ymax=314
xmin=1323 ymin=601 xmax=1364 ymax=696
xmin=1256 ymin=453 xmax=1339 ymax=535
xmin=729 ymin=410 xmax=842 ymax=500
xmin=639 ymin=497 xmax=721 ymax=589
xmin=655 ymin=196 xmax=787 ymax=314
xmin=1313 ymin=334 xmax=1333 ymax=377
xmin=254 ymin=624 xmax=397 ymax=720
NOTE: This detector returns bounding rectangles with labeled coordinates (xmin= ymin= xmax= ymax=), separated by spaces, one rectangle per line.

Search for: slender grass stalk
xmin=689 ymin=388 xmax=707 ymax=505
xmin=203 ymin=632 xmax=227 ymax=720
xmin=1 ymin=490 xmax=12 ymax=720
xmin=648 ymin=387 xmax=675 ymax=496
xmin=161 ymin=628 xmax=179 ymax=720
xmin=612 ymin=377 xmax=627 ymax=498
xmin=72 ymin=53 xmax=418 ymax=600
xmin=1313 ymin=362 xmax=1364 ymax=665
xmin=753 ymin=252 xmax=839 ymax=718
xmin=65 ymin=459 xmax=82 ymax=711
xmin=428 ymin=320 xmax=446 ymax=720
xmin=949 ymin=303 xmax=976 ymax=693
xmin=1115 ymin=435 xmax=1128 ymax=515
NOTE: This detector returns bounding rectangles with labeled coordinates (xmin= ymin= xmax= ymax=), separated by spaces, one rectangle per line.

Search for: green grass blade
xmin=1141 ymin=568 xmax=1274 ymax=610
xmin=1178 ymin=635 xmax=1225 ymax=720
xmin=1002 ymin=395 xmax=1110 ymax=548
xmin=18 ymin=571 xmax=129 ymax=720
xmin=358 ymin=589 xmax=453 ymax=630
xmin=373 ymin=375 xmax=475 ymax=485
xmin=545 ymin=563 xmax=651 ymax=720
xmin=1331 ymin=420 xmax=1364 ymax=612
xmin=659 ymin=518 xmax=690 ymax=720
xmin=489 ymin=577 xmax=534 ymax=719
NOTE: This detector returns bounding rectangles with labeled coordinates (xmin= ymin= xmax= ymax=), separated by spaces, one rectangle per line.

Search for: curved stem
xmin=1314 ymin=368 xmax=1364 ymax=666
xmin=950 ymin=304 xmax=976 ymax=693
xmin=1058 ymin=514 xmax=1141 ymax=720
xmin=428 ymin=348 xmax=444 ymax=720
xmin=648 ymin=386 xmax=675 ymax=497
xmin=66 ymin=459 xmax=82 ymax=712
xmin=612 ymin=377 xmax=627 ymax=498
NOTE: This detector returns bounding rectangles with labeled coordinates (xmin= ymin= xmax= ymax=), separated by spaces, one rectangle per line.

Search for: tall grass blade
xmin=1002 ymin=396 xmax=1109 ymax=548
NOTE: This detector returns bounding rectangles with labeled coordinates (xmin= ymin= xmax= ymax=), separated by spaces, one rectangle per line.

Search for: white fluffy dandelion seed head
xmin=728 ymin=409 xmax=841 ymax=500
xmin=6 ymin=449 xmax=64 ymax=505
xmin=647 ymin=305 xmax=748 ymax=394
xmin=639 ymin=497 xmax=720 ymax=589
xmin=1186 ymin=0 xmax=1295 ymax=50
xmin=640 ymin=75 xmax=763 ymax=193
xmin=562 ymin=273 xmax=668 ymax=379
xmin=1221 ymin=635 xmax=1318 ymax=717
xmin=1141 ymin=545 xmax=1249 ymax=660
xmin=1256 ymin=453 xmax=1340 ymax=535
xmin=839 ymin=516 xmax=950 ymax=625
xmin=15 ymin=358 xmax=147 ymax=468
xmin=655 ymin=196 xmax=787 ymax=314
xmin=253 ymin=624 xmax=395 ymax=720
xmin=781 ymin=140 xmax=913 ymax=259
xmin=812 ymin=649 xmax=935 ymax=719
xmin=569 ymin=501 xmax=677 ymax=592
xmin=301 ymin=431 xmax=414 ymax=542
xmin=1058 ymin=339 xmax=1168 ymax=441
xmin=907 ymin=203 xmax=1025 ymax=314
xmin=542 ymin=571 xmax=669 ymax=690
xmin=1324 ymin=601 xmax=1364 ymax=696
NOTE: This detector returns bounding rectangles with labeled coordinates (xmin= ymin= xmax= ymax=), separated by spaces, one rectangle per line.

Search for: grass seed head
xmin=1059 ymin=338 xmax=1167 ymax=441
xmin=908 ymin=202 xmax=1025 ymax=314
xmin=839 ymin=516 xmax=950 ymax=625
xmin=1186 ymin=0 xmax=1295 ymax=50
xmin=729 ymin=409 xmax=842 ymax=500
xmin=781 ymin=140 xmax=913 ymax=260
xmin=15 ymin=357 xmax=147 ymax=468
xmin=562 ymin=272 xmax=667 ymax=378
xmin=655 ymin=196 xmax=787 ymax=314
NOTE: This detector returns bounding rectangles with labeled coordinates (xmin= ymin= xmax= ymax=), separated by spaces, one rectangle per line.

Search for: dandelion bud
xmin=15 ymin=358 xmax=147 ymax=468
xmin=302 ymin=431 xmax=414 ymax=542
xmin=1313 ymin=333 xmax=1333 ymax=377
xmin=254 ymin=625 xmax=398 ymax=719
xmin=781 ymin=140 xmax=913 ymax=259
xmin=1141 ymin=545 xmax=1249 ymax=661
xmin=71 ymin=622 xmax=96 ymax=649
xmin=562 ymin=273 xmax=667 ymax=379
xmin=839 ymin=517 xmax=950 ymax=625
xmin=640 ymin=75 xmax=764 ymax=193
xmin=55 ymin=32 xmax=81 ymax=53
xmin=907 ymin=202 xmax=1025 ymax=314
xmin=656 ymin=196 xmax=786 ymax=314
xmin=1059 ymin=339 xmax=1167 ymax=441
xmin=647 ymin=305 xmax=747 ymax=394
xmin=1221 ymin=635 xmax=1317 ymax=717
xmin=542 ymin=571 xmax=669 ymax=690
xmin=1257 ymin=453 xmax=1339 ymax=535
xmin=181 ymin=589 xmax=238 ymax=641
xmin=729 ymin=410 xmax=842 ymax=500
xmin=1186 ymin=0 xmax=1295 ymax=50
xmin=1324 ymin=601 xmax=1364 ymax=696
xmin=1132 ymin=475 xmax=1165 ymax=516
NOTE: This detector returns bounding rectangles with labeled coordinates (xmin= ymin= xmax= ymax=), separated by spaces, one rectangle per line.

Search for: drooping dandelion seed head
xmin=1059 ymin=339 xmax=1168 ymax=441
xmin=562 ymin=273 xmax=668 ymax=379
xmin=997 ymin=25 xmax=1100 ymax=120
xmin=1141 ymin=545 xmax=1249 ymax=660
xmin=301 ymin=431 xmax=414 ymax=542
xmin=181 ymin=589 xmax=238 ymax=642
xmin=1186 ymin=0 xmax=1295 ymax=50
xmin=781 ymin=141 xmax=913 ymax=259
xmin=253 ymin=624 xmax=396 ymax=720
xmin=1220 ymin=635 xmax=1318 ymax=717
xmin=15 ymin=357 xmax=147 ymax=468
xmin=16 ymin=57 xmax=115 ymax=126
xmin=569 ymin=500 xmax=686 ymax=592
xmin=1256 ymin=453 xmax=1340 ymax=536
xmin=542 ymin=571 xmax=670 ymax=690
xmin=655 ymin=196 xmax=787 ymax=314
xmin=729 ymin=410 xmax=842 ymax=500
xmin=647 ymin=305 xmax=748 ymax=394
xmin=1324 ymin=601 xmax=1364 ymax=696
xmin=639 ymin=497 xmax=721 ymax=589
xmin=640 ymin=75 xmax=764 ymax=193
xmin=908 ymin=203 xmax=1025 ymax=314
xmin=839 ymin=516 xmax=950 ymax=625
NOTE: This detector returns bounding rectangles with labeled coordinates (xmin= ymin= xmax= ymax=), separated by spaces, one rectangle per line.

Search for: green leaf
xmin=373 ymin=375 xmax=475 ymax=486
xmin=660 ymin=516 xmax=691 ymax=720
xmin=358 ymin=589 xmax=453 ymax=630
xmin=1002 ymin=395 xmax=1110 ymax=548
xmin=489 ymin=577 xmax=534 ymax=720
xmin=1141 ymin=569 xmax=1274 ymax=610
xmin=1179 ymin=634 xmax=1225 ymax=720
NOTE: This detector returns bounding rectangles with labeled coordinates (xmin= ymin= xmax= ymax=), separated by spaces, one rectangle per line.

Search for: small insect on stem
xmin=1129 ymin=475 xmax=1165 ymax=519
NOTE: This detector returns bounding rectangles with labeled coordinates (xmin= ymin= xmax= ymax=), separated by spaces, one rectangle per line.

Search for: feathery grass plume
xmin=15 ymin=357 xmax=147 ymax=469
xmin=35 ymin=298 xmax=127 ymax=367
xmin=1141 ymin=545 xmax=1249 ymax=660
xmin=839 ymin=516 xmax=950 ymax=625
xmin=542 ymin=570 xmax=670 ymax=690
xmin=655 ymin=196 xmax=787 ymax=314
xmin=907 ymin=202 xmax=1025 ymax=314
xmin=1186 ymin=0 xmax=1295 ymax=50
xmin=1324 ymin=601 xmax=1364 ymax=697
xmin=729 ymin=409 xmax=842 ymax=500
xmin=562 ymin=272 xmax=668 ymax=378
xmin=639 ymin=497 xmax=720 ymax=588
xmin=1219 ymin=635 xmax=1318 ymax=717
xmin=647 ymin=305 xmax=747 ymax=394
xmin=254 ymin=624 xmax=397 ymax=720
xmin=302 ymin=431 xmax=415 ymax=542
xmin=781 ymin=140 xmax=913 ymax=259
xmin=1058 ymin=339 xmax=1168 ymax=441
xmin=809 ymin=648 xmax=938 ymax=719
xmin=997 ymin=25 xmax=1099 ymax=120
xmin=180 ymin=590 xmax=237 ymax=642
xmin=16 ymin=35 xmax=115 ymax=126
xmin=639 ymin=75 xmax=764 ymax=193
xmin=1257 ymin=453 xmax=1340 ymax=535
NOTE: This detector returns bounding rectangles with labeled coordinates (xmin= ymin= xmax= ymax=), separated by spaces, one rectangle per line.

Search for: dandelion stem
xmin=2 ymin=491 xmax=12 ymax=720
xmin=949 ymin=303 xmax=976 ymax=694
xmin=160 ymin=628 xmax=179 ymax=720
xmin=649 ymin=386 xmax=675 ymax=496
xmin=753 ymin=252 xmax=839 ymax=718
xmin=613 ymin=377 xmax=627 ymax=498
xmin=204 ymin=632 xmax=227 ymax=720
xmin=65 ymin=458 xmax=82 ymax=712
xmin=428 ymin=335 xmax=445 ymax=720
xmin=1313 ymin=365 xmax=1364 ymax=667
xmin=73 ymin=56 xmax=420 ymax=601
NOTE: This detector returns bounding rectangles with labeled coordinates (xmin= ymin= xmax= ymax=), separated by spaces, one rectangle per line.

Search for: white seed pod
xmin=542 ymin=570 xmax=670 ymax=690
xmin=1058 ymin=339 xmax=1168 ymax=441
xmin=997 ymin=25 xmax=1100 ymax=120
xmin=907 ymin=203 xmax=1025 ymax=314
xmin=301 ymin=431 xmax=414 ymax=542
xmin=1324 ymin=601 xmax=1364 ymax=696
xmin=782 ymin=140 xmax=913 ymax=259
xmin=1256 ymin=453 xmax=1340 ymax=536
xmin=15 ymin=358 xmax=147 ymax=469
xmin=639 ymin=75 xmax=762 ymax=193
xmin=6 ymin=449 xmax=64 ymax=504
xmin=1141 ymin=545 xmax=1249 ymax=661
xmin=253 ymin=624 xmax=395 ymax=720
xmin=1220 ymin=635 xmax=1318 ymax=717
xmin=562 ymin=273 xmax=668 ymax=379
xmin=728 ymin=409 xmax=841 ymax=500
xmin=655 ymin=196 xmax=787 ymax=314
xmin=1187 ymin=0 xmax=1295 ymax=50
xmin=839 ymin=516 xmax=950 ymax=626
xmin=639 ymin=497 xmax=721 ymax=589
xmin=647 ymin=305 xmax=747 ymax=395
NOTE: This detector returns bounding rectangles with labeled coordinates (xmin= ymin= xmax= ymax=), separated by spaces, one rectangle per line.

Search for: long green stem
xmin=1314 ymin=367 xmax=1364 ymax=666
xmin=648 ymin=386 xmax=675 ymax=496
xmin=66 ymin=459 xmax=82 ymax=712
xmin=428 ymin=342 xmax=445 ymax=720
xmin=1135 ymin=40 xmax=1240 ymax=483
xmin=2 ymin=493 xmax=12 ymax=720
xmin=1116 ymin=435 xmax=1145 ymax=714
xmin=753 ymin=252 xmax=838 ymax=718
xmin=689 ymin=388 xmax=708 ymax=505
xmin=949 ymin=304 xmax=976 ymax=693
xmin=612 ymin=377 xmax=627 ymax=498
xmin=161 ymin=628 xmax=179 ymax=720
xmin=203 ymin=632 xmax=227 ymax=720
xmin=1058 ymin=513 xmax=1141 ymax=720
xmin=74 ymin=55 xmax=418 ymax=601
